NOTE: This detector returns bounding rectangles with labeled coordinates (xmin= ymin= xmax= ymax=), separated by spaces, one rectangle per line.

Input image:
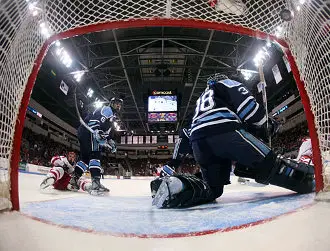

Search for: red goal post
xmin=0 ymin=0 xmax=329 ymax=211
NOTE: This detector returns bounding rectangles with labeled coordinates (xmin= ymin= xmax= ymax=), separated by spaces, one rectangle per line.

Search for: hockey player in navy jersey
xmin=69 ymin=97 xmax=123 ymax=195
xmin=152 ymin=74 xmax=314 ymax=208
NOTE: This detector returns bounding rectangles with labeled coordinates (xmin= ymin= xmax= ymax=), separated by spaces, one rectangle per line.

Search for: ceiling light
xmin=74 ymin=71 xmax=84 ymax=82
xmin=241 ymin=70 xmax=253 ymax=80
xmin=87 ymin=88 xmax=94 ymax=98
xmin=94 ymin=100 xmax=103 ymax=108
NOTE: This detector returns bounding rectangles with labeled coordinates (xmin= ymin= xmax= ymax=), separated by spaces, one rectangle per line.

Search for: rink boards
xmin=20 ymin=172 xmax=315 ymax=237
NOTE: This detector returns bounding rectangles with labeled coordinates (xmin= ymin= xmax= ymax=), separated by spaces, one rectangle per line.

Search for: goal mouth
xmin=2 ymin=0 xmax=329 ymax=212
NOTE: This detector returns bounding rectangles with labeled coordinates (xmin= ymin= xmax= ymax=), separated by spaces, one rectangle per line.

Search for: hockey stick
xmin=73 ymin=84 xmax=95 ymax=134
xmin=73 ymin=85 xmax=116 ymax=152
xmin=258 ymin=64 xmax=272 ymax=147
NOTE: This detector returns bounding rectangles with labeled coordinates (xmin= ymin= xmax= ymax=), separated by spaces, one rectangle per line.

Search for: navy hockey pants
xmin=191 ymin=129 xmax=271 ymax=188
xmin=77 ymin=127 xmax=101 ymax=165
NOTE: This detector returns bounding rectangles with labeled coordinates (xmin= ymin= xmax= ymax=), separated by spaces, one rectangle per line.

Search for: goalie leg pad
xmin=255 ymin=154 xmax=315 ymax=194
xmin=150 ymin=177 xmax=163 ymax=198
xmin=152 ymin=174 xmax=216 ymax=208
xmin=234 ymin=163 xmax=258 ymax=179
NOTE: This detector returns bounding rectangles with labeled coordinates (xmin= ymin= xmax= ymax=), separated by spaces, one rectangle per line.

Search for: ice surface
xmin=1 ymin=172 xmax=330 ymax=251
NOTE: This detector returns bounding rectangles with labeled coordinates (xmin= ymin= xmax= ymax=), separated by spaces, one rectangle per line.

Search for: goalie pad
xmin=152 ymin=174 xmax=216 ymax=208
xmin=254 ymin=154 xmax=315 ymax=194
xmin=150 ymin=177 xmax=163 ymax=198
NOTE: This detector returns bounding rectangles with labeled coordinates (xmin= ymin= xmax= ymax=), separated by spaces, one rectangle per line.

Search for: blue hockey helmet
xmin=207 ymin=73 xmax=228 ymax=86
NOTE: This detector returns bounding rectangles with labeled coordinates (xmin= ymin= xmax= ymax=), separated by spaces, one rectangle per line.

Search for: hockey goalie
xmin=151 ymin=74 xmax=315 ymax=209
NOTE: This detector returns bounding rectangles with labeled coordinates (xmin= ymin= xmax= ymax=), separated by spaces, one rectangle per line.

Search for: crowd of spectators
xmin=272 ymin=122 xmax=309 ymax=155
xmin=20 ymin=128 xmax=72 ymax=166
xmin=20 ymin=120 xmax=309 ymax=175
xmin=102 ymin=157 xmax=198 ymax=176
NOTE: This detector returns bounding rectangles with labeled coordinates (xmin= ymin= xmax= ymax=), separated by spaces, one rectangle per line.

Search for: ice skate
xmin=152 ymin=176 xmax=183 ymax=208
xmin=89 ymin=176 xmax=110 ymax=196
xmin=40 ymin=176 xmax=55 ymax=189
xmin=68 ymin=174 xmax=80 ymax=191
xmin=238 ymin=177 xmax=249 ymax=184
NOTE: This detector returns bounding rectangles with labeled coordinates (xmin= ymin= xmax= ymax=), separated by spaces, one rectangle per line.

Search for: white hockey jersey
xmin=296 ymin=137 xmax=313 ymax=165
xmin=51 ymin=155 xmax=74 ymax=173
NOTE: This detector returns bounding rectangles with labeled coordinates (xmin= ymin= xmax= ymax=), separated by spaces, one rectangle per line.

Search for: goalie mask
xmin=207 ymin=73 xmax=228 ymax=86
xmin=110 ymin=97 xmax=123 ymax=112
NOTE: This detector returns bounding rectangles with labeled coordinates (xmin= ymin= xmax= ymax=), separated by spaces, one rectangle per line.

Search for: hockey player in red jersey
xmin=40 ymin=152 xmax=92 ymax=192
xmin=296 ymin=136 xmax=313 ymax=165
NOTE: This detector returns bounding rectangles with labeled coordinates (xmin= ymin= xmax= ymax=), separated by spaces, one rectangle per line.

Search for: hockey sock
xmin=78 ymin=177 xmax=92 ymax=192
xmin=89 ymin=159 xmax=102 ymax=177
xmin=48 ymin=166 xmax=64 ymax=182
xmin=75 ymin=161 xmax=88 ymax=177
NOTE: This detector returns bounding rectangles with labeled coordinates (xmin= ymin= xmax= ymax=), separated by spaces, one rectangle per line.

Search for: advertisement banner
xmin=18 ymin=162 xmax=26 ymax=171
xmin=272 ymin=64 xmax=282 ymax=84
xmin=27 ymin=164 xmax=50 ymax=174
xmin=60 ymin=80 xmax=69 ymax=95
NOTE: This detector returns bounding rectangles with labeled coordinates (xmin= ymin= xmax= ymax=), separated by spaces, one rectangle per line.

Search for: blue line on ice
xmin=21 ymin=192 xmax=314 ymax=235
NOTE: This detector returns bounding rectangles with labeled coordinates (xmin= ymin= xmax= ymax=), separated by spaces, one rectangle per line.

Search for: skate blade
xmin=152 ymin=180 xmax=169 ymax=208
xmin=67 ymin=184 xmax=79 ymax=192
xmin=40 ymin=177 xmax=55 ymax=189
xmin=89 ymin=190 xmax=108 ymax=196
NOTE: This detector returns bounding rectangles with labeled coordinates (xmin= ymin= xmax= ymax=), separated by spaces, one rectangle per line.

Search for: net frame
xmin=0 ymin=0 xmax=329 ymax=211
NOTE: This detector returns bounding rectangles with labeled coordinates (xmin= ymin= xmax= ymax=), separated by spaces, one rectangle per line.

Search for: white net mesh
xmin=0 ymin=0 xmax=329 ymax=209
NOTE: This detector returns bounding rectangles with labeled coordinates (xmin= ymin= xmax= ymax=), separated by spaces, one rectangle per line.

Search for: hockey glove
xmin=93 ymin=130 xmax=108 ymax=145
xmin=107 ymin=139 xmax=117 ymax=153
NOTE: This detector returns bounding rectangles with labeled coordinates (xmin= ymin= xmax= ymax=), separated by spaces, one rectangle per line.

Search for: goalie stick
xmin=258 ymin=64 xmax=272 ymax=147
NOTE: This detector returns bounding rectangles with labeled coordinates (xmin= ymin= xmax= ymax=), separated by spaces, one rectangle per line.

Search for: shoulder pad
xmin=219 ymin=79 xmax=242 ymax=88
xmin=100 ymin=106 xmax=114 ymax=119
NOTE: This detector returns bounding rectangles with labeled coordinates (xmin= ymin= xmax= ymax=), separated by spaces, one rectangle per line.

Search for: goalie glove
xmin=244 ymin=117 xmax=280 ymax=142
xmin=267 ymin=117 xmax=280 ymax=137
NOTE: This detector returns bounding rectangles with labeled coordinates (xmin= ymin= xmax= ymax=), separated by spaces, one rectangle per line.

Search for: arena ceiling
xmin=32 ymin=26 xmax=292 ymax=135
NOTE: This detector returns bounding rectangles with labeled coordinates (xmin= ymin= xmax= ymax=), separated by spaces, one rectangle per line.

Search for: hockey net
xmin=0 ymin=0 xmax=329 ymax=210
